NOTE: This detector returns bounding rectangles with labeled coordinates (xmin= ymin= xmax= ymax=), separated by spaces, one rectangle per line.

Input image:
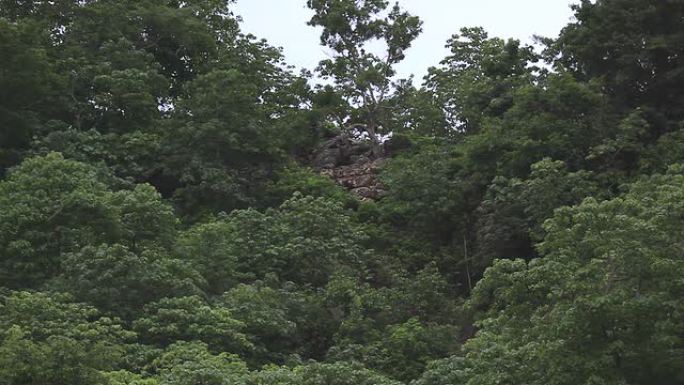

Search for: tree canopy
xmin=1 ymin=0 xmax=683 ymax=384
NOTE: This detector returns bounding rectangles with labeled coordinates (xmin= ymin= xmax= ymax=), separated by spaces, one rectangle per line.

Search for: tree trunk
xmin=366 ymin=118 xmax=382 ymax=157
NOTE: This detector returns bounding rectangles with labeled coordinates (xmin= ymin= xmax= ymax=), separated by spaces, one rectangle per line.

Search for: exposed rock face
xmin=311 ymin=135 xmax=388 ymax=200
xmin=312 ymin=135 xmax=371 ymax=169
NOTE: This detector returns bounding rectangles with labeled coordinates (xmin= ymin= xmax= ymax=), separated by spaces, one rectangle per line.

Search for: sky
xmin=233 ymin=0 xmax=579 ymax=81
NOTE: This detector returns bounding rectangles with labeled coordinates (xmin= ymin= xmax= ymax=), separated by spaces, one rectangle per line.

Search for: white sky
xmin=233 ymin=0 xmax=579 ymax=81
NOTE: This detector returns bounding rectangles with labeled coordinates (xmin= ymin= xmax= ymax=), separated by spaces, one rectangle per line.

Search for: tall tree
xmin=552 ymin=0 xmax=684 ymax=132
xmin=0 ymin=18 xmax=64 ymax=175
xmin=307 ymin=0 xmax=422 ymax=153
xmin=426 ymin=27 xmax=537 ymax=133
xmin=420 ymin=166 xmax=684 ymax=385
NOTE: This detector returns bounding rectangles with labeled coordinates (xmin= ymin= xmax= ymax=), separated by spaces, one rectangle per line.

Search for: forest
xmin=0 ymin=0 xmax=683 ymax=384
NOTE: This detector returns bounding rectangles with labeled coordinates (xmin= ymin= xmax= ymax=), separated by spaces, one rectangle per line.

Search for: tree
xmin=161 ymin=67 xmax=290 ymax=218
xmin=451 ymin=166 xmax=684 ymax=385
xmin=56 ymin=244 xmax=204 ymax=319
xmin=0 ymin=290 xmax=134 ymax=385
xmin=377 ymin=140 xmax=464 ymax=248
xmin=0 ymin=153 xmax=180 ymax=288
xmin=4 ymin=0 xmax=684 ymax=383
xmin=219 ymin=283 xmax=297 ymax=365
xmin=552 ymin=0 xmax=684 ymax=132
xmin=177 ymin=194 xmax=371 ymax=291
xmin=474 ymin=158 xmax=600 ymax=269
xmin=103 ymin=371 xmax=161 ymax=385
xmin=160 ymin=45 xmax=312 ymax=218
xmin=0 ymin=153 xmax=119 ymax=287
xmin=0 ymin=290 xmax=133 ymax=346
xmin=383 ymin=81 xmax=449 ymax=138
xmin=412 ymin=355 xmax=469 ymax=385
xmin=372 ymin=139 xmax=474 ymax=285
xmin=324 ymin=267 xmax=463 ymax=382
xmin=426 ymin=27 xmax=537 ymax=133
xmin=247 ymin=362 xmax=401 ymax=385
xmin=0 ymin=18 xmax=63 ymax=175
xmin=1 ymin=0 xmax=312 ymax=216
xmin=32 ymin=128 xmax=165 ymax=185
xmin=263 ymin=165 xmax=356 ymax=208
xmin=640 ymin=121 xmax=684 ymax=172
xmin=133 ymin=296 xmax=253 ymax=355
xmin=307 ymin=0 xmax=422 ymax=152
xmin=0 ymin=326 xmax=113 ymax=385
xmin=150 ymin=341 xmax=248 ymax=385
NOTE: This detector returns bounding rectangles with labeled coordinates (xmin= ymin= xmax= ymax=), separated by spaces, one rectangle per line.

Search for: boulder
xmin=310 ymin=134 xmax=389 ymax=200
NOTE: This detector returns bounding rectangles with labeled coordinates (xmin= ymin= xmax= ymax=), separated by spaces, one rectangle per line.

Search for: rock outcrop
xmin=311 ymin=135 xmax=387 ymax=200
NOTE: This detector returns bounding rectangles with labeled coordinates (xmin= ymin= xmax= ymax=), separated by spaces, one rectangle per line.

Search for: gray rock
xmin=310 ymin=133 xmax=389 ymax=200
xmin=352 ymin=187 xmax=374 ymax=198
xmin=313 ymin=149 xmax=341 ymax=169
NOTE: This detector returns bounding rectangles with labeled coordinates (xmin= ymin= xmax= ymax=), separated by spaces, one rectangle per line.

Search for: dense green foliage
xmin=1 ymin=0 xmax=683 ymax=384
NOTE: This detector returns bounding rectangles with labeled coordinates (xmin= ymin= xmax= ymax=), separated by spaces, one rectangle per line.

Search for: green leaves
xmin=219 ymin=284 xmax=297 ymax=363
xmin=247 ymin=362 xmax=401 ymax=385
xmin=161 ymin=50 xmax=311 ymax=217
xmin=553 ymin=0 xmax=684 ymax=129
xmin=426 ymin=27 xmax=537 ymax=133
xmin=0 ymin=17 xmax=63 ymax=173
xmin=474 ymin=158 xmax=600 ymax=267
xmin=0 ymin=291 xmax=133 ymax=345
xmin=58 ymin=244 xmax=204 ymax=319
xmin=178 ymin=194 xmax=370 ymax=292
xmin=455 ymin=167 xmax=684 ymax=385
xmin=0 ymin=153 xmax=180 ymax=288
xmin=307 ymin=0 xmax=422 ymax=144
xmin=0 ymin=153 xmax=117 ymax=287
xmin=151 ymin=341 xmax=248 ymax=385
xmin=133 ymin=296 xmax=253 ymax=355
xmin=0 ymin=326 xmax=114 ymax=385
xmin=0 ymin=291 xmax=133 ymax=384
xmin=2 ymin=1 xmax=684 ymax=384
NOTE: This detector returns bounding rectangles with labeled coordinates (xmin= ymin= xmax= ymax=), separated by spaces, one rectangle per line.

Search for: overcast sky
xmin=233 ymin=0 xmax=578 ymax=81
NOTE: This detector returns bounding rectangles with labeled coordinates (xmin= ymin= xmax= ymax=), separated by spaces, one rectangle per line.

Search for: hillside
xmin=0 ymin=1 xmax=683 ymax=384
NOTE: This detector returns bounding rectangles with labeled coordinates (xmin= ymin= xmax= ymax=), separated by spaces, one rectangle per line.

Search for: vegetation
xmin=0 ymin=0 xmax=683 ymax=384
